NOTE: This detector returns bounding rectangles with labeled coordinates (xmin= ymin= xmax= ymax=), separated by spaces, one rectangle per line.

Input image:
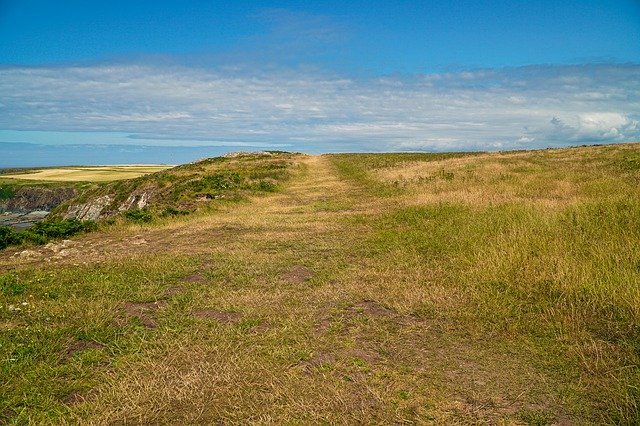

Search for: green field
xmin=1 ymin=144 xmax=639 ymax=424
xmin=1 ymin=165 xmax=172 ymax=182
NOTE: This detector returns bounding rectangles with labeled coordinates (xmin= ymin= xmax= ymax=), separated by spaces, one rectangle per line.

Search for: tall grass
xmin=2 ymin=146 xmax=640 ymax=424
xmin=331 ymin=144 xmax=640 ymax=422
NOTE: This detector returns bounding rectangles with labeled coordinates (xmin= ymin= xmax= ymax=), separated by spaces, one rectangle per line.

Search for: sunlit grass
xmin=1 ymin=144 xmax=639 ymax=424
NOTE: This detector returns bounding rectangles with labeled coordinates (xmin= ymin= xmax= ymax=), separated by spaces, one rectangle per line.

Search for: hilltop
xmin=1 ymin=144 xmax=640 ymax=424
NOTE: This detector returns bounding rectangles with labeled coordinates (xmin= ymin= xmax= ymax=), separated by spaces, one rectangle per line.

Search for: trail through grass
xmin=1 ymin=145 xmax=639 ymax=424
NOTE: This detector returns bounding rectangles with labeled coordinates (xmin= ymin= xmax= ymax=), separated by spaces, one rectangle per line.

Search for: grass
xmin=1 ymin=144 xmax=639 ymax=424
xmin=50 ymin=152 xmax=297 ymax=222
xmin=0 ymin=219 xmax=98 ymax=249
xmin=0 ymin=165 xmax=172 ymax=182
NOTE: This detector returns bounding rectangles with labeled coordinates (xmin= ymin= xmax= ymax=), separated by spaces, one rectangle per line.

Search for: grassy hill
xmin=1 ymin=144 xmax=639 ymax=424
xmin=51 ymin=151 xmax=298 ymax=221
xmin=0 ymin=152 xmax=298 ymax=248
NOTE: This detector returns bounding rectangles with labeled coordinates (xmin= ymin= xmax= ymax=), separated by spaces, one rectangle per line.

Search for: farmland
xmin=1 ymin=165 xmax=172 ymax=182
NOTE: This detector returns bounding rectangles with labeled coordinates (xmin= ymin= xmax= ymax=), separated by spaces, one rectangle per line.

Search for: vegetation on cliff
xmin=0 ymin=219 xmax=97 ymax=249
xmin=0 ymin=152 xmax=297 ymax=250
xmin=53 ymin=151 xmax=297 ymax=222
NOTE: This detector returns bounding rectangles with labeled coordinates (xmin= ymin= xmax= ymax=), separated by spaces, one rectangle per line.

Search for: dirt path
xmin=1 ymin=155 xmax=583 ymax=424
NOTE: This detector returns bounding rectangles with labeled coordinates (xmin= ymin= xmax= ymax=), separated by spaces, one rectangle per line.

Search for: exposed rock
xmin=45 ymin=239 xmax=78 ymax=253
xmin=54 ymin=248 xmax=76 ymax=257
xmin=119 ymin=192 xmax=150 ymax=211
xmin=0 ymin=187 xmax=77 ymax=213
xmin=16 ymin=249 xmax=41 ymax=259
xmin=44 ymin=242 xmax=59 ymax=252
xmin=64 ymin=195 xmax=113 ymax=220
xmin=0 ymin=211 xmax=49 ymax=230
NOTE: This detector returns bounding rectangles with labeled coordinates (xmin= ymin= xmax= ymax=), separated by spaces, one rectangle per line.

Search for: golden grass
xmin=1 ymin=165 xmax=172 ymax=182
xmin=375 ymin=144 xmax=640 ymax=209
xmin=2 ymin=146 xmax=640 ymax=424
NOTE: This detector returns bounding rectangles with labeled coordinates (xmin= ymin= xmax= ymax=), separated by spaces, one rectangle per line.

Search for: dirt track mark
xmin=121 ymin=301 xmax=168 ymax=328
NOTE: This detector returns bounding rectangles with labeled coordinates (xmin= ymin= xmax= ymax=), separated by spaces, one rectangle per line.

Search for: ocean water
xmin=1 ymin=211 xmax=50 ymax=231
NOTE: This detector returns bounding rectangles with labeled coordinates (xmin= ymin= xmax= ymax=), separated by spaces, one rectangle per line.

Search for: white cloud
xmin=578 ymin=112 xmax=637 ymax=137
xmin=0 ymin=63 xmax=638 ymax=152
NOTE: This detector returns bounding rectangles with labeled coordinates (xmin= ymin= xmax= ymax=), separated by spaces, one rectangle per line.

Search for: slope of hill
xmin=54 ymin=151 xmax=297 ymax=222
xmin=1 ymin=144 xmax=639 ymax=424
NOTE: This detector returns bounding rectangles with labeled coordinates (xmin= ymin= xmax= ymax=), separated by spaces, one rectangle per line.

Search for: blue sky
xmin=1 ymin=0 xmax=639 ymax=165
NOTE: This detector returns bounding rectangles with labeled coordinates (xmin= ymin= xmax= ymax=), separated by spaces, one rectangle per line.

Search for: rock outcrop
xmin=0 ymin=187 xmax=77 ymax=213
xmin=63 ymin=195 xmax=113 ymax=221
xmin=118 ymin=192 xmax=150 ymax=211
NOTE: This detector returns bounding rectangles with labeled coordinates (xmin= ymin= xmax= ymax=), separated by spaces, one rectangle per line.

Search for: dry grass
xmin=2 ymin=145 xmax=640 ymax=424
xmin=1 ymin=165 xmax=172 ymax=182
xmin=375 ymin=145 xmax=640 ymax=208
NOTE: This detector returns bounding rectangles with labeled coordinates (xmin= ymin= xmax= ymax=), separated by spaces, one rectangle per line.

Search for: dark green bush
xmin=124 ymin=209 xmax=153 ymax=223
xmin=0 ymin=187 xmax=14 ymax=200
xmin=0 ymin=226 xmax=22 ymax=250
xmin=21 ymin=219 xmax=97 ymax=242
xmin=162 ymin=207 xmax=190 ymax=217
xmin=252 ymin=180 xmax=278 ymax=192
xmin=0 ymin=219 xmax=97 ymax=250
xmin=201 ymin=172 xmax=242 ymax=190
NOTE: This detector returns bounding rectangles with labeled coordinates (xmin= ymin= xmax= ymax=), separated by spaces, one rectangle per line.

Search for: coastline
xmin=0 ymin=210 xmax=49 ymax=231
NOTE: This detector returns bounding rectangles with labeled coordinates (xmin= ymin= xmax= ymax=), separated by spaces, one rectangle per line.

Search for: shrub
xmin=21 ymin=219 xmax=97 ymax=242
xmin=0 ymin=226 xmax=21 ymax=250
xmin=0 ymin=187 xmax=14 ymax=200
xmin=162 ymin=207 xmax=190 ymax=217
xmin=0 ymin=219 xmax=97 ymax=250
xmin=124 ymin=209 xmax=153 ymax=223
xmin=200 ymin=172 xmax=242 ymax=191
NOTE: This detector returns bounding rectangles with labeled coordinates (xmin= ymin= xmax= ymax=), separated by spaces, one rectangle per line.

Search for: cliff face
xmin=56 ymin=152 xmax=295 ymax=221
xmin=0 ymin=187 xmax=77 ymax=213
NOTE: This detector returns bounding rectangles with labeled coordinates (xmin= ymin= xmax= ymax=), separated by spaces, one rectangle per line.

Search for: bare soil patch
xmin=314 ymin=317 xmax=332 ymax=335
xmin=63 ymin=340 xmax=105 ymax=362
xmin=299 ymin=352 xmax=336 ymax=373
xmin=183 ymin=272 xmax=206 ymax=283
xmin=251 ymin=321 xmax=270 ymax=333
xmin=281 ymin=265 xmax=314 ymax=284
xmin=348 ymin=300 xmax=394 ymax=317
xmin=0 ymin=408 xmax=17 ymax=424
xmin=121 ymin=301 xmax=168 ymax=328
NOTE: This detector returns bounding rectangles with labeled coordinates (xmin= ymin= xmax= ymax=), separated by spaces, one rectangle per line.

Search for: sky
xmin=0 ymin=0 xmax=639 ymax=166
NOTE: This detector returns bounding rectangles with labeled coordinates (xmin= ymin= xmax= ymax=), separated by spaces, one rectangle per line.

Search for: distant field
xmin=0 ymin=165 xmax=172 ymax=182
